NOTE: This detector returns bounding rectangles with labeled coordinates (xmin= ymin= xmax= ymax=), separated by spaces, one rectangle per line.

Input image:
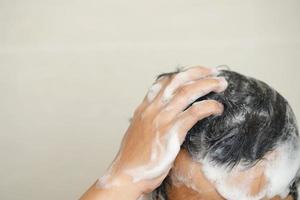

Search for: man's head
xmin=152 ymin=70 xmax=300 ymax=200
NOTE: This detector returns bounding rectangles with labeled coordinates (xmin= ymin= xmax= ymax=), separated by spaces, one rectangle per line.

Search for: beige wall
xmin=0 ymin=0 xmax=300 ymax=199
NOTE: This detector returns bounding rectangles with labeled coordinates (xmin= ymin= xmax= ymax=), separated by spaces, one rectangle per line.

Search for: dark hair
xmin=184 ymin=70 xmax=299 ymax=167
xmin=152 ymin=70 xmax=299 ymax=200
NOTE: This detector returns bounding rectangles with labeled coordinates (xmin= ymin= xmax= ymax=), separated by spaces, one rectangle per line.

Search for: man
xmin=80 ymin=66 xmax=300 ymax=200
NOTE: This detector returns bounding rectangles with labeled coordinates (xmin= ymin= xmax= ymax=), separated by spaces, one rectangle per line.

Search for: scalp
xmin=183 ymin=70 xmax=299 ymax=167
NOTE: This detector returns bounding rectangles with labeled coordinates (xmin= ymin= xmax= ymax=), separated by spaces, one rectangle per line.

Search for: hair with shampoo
xmin=152 ymin=70 xmax=299 ymax=200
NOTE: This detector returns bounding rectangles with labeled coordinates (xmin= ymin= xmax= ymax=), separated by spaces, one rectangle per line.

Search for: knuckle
xmin=178 ymin=85 xmax=190 ymax=96
xmin=153 ymin=114 xmax=165 ymax=128
xmin=189 ymin=104 xmax=202 ymax=117
xmin=171 ymin=70 xmax=186 ymax=83
xmin=177 ymin=95 xmax=189 ymax=106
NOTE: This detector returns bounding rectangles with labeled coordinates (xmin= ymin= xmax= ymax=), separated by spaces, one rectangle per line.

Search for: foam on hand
xmin=147 ymin=82 xmax=162 ymax=102
xmin=96 ymin=157 xmax=121 ymax=189
xmin=125 ymin=124 xmax=182 ymax=183
xmin=162 ymin=71 xmax=191 ymax=102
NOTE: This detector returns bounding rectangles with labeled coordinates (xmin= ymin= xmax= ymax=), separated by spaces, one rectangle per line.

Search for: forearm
xmin=80 ymin=181 xmax=141 ymax=200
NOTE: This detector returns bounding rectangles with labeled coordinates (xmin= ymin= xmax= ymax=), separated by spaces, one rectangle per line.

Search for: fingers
xmin=174 ymin=100 xmax=224 ymax=142
xmin=139 ymin=66 xmax=226 ymax=120
xmin=164 ymin=77 xmax=227 ymax=117
xmin=139 ymin=66 xmax=227 ymax=121
xmin=161 ymin=66 xmax=219 ymax=103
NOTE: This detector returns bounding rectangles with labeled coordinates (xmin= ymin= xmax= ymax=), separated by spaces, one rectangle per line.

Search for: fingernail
xmin=215 ymin=102 xmax=224 ymax=115
xmin=214 ymin=77 xmax=228 ymax=92
xmin=218 ymin=102 xmax=224 ymax=112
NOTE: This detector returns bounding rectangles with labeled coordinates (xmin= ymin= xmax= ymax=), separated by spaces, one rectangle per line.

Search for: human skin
xmin=80 ymin=66 xmax=227 ymax=200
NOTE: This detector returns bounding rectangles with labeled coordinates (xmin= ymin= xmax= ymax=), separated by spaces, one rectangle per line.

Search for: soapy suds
xmin=97 ymin=173 xmax=121 ymax=189
xmin=201 ymin=162 xmax=266 ymax=200
xmin=96 ymin=152 xmax=123 ymax=189
xmin=264 ymin=138 xmax=300 ymax=198
xmin=126 ymin=124 xmax=181 ymax=182
xmin=151 ymin=133 xmax=163 ymax=162
xmin=162 ymin=73 xmax=194 ymax=103
xmin=171 ymin=163 xmax=207 ymax=194
xmin=147 ymin=83 xmax=162 ymax=102
xmin=200 ymin=139 xmax=300 ymax=200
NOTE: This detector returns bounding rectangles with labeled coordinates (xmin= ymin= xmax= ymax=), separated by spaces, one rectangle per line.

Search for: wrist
xmin=98 ymin=186 xmax=141 ymax=200
xmin=81 ymin=180 xmax=142 ymax=200
xmin=96 ymin=173 xmax=143 ymax=200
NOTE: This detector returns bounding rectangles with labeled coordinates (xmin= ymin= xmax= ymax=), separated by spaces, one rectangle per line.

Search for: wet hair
xmin=152 ymin=70 xmax=299 ymax=200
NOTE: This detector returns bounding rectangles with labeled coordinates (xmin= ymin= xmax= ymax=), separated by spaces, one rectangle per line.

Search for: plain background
xmin=0 ymin=0 xmax=300 ymax=199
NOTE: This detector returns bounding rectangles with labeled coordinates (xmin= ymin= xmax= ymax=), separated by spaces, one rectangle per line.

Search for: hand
xmin=81 ymin=66 xmax=228 ymax=200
